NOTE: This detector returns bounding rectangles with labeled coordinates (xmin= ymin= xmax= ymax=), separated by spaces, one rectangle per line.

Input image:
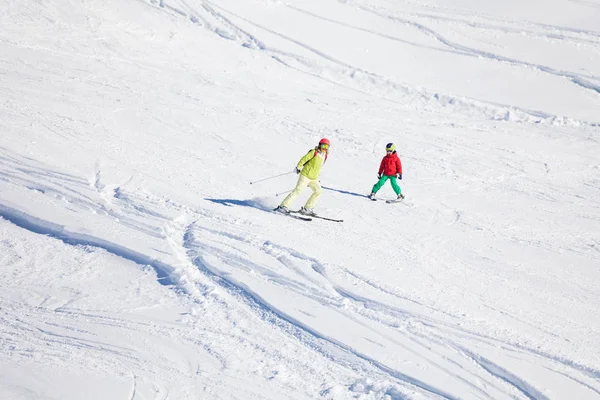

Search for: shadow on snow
xmin=322 ymin=186 xmax=368 ymax=199
xmin=205 ymin=198 xmax=272 ymax=211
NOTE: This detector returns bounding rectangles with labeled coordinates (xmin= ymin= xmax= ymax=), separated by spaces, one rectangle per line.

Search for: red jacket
xmin=378 ymin=152 xmax=402 ymax=176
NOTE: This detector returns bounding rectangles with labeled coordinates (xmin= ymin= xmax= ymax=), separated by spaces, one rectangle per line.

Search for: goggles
xmin=320 ymin=143 xmax=330 ymax=149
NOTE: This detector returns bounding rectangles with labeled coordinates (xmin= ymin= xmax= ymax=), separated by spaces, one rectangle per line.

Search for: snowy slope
xmin=1 ymin=0 xmax=600 ymax=399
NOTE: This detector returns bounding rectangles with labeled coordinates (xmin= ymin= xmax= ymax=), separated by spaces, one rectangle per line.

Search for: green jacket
xmin=297 ymin=148 xmax=326 ymax=180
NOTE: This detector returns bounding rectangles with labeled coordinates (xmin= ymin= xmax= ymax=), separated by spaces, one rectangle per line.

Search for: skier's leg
xmin=389 ymin=176 xmax=402 ymax=195
xmin=305 ymin=179 xmax=323 ymax=209
xmin=281 ymin=175 xmax=309 ymax=208
xmin=371 ymin=176 xmax=389 ymax=193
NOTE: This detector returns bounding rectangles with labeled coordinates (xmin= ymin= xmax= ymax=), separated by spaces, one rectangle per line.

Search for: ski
xmin=290 ymin=211 xmax=343 ymax=222
xmin=273 ymin=208 xmax=312 ymax=221
xmin=311 ymin=215 xmax=343 ymax=222
xmin=368 ymin=196 xmax=404 ymax=204
xmin=386 ymin=194 xmax=406 ymax=204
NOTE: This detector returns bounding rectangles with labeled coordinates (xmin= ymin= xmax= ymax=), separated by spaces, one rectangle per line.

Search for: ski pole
xmin=275 ymin=189 xmax=293 ymax=197
xmin=249 ymin=171 xmax=295 ymax=185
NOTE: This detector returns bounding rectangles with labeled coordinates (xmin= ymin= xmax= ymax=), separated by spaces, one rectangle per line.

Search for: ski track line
xmin=327 ymin=287 xmax=501 ymax=398
xmin=186 ymin=249 xmax=459 ymax=399
xmin=292 ymin=1 xmax=600 ymax=96
xmin=3 ymin=168 xmax=597 ymax=398
xmin=0 ymin=165 xmax=95 ymax=204
xmin=185 ymin=207 xmax=600 ymax=398
xmin=341 ymin=268 xmax=460 ymax=319
xmin=194 ymin=224 xmax=445 ymax=329
xmin=187 ymin=226 xmax=342 ymax=307
xmin=2 ymin=220 xmax=231 ymax=376
xmin=183 ymin=221 xmax=454 ymax=396
xmin=0 ymin=204 xmax=176 ymax=287
xmin=0 ymin=153 xmax=221 ymax=299
xmin=150 ymin=0 xmax=594 ymax=127
xmin=285 ymin=4 xmax=468 ymax=56
xmin=409 ymin=11 xmax=600 ymax=46
xmin=425 ymin=327 xmax=600 ymax=397
xmin=206 ymin=1 xmax=354 ymax=67
xmin=327 ymin=283 xmax=571 ymax=398
xmin=355 ymin=4 xmax=600 ymax=95
xmin=128 ymin=374 xmax=137 ymax=400
xmin=0 ymin=150 xmax=164 ymax=237
xmin=1 ymin=296 xmax=222 ymax=388
xmin=228 ymin=3 xmax=598 ymax=125
xmin=201 ymin=2 xmax=266 ymax=49
xmin=381 ymin=0 xmax=600 ymax=39
xmin=1 ymin=304 xmax=138 ymax=362
xmin=206 ymin=2 xmax=597 ymax=125
xmin=569 ymin=0 xmax=600 ymax=10
xmin=192 ymin=224 xmax=457 ymax=329
xmin=545 ymin=366 xmax=600 ymax=397
xmin=205 ymin=199 xmax=596 ymax=372
xmin=34 ymin=326 xmax=130 ymax=357
xmin=460 ymin=348 xmax=550 ymax=400
xmin=183 ymin=221 xmax=537 ymax=399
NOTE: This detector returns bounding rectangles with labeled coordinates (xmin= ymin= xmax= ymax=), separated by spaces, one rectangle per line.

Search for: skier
xmin=369 ymin=143 xmax=404 ymax=201
xmin=275 ymin=138 xmax=330 ymax=216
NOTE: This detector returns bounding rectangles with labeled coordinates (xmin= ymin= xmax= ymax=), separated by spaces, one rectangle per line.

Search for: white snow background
xmin=1 ymin=0 xmax=600 ymax=399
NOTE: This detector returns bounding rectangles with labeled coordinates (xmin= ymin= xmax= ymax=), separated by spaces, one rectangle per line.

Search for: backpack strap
xmin=303 ymin=147 xmax=327 ymax=166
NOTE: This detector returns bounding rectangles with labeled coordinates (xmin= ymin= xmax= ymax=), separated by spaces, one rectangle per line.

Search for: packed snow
xmin=1 ymin=0 xmax=600 ymax=398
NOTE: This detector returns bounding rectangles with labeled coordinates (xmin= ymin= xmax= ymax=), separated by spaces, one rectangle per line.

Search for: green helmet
xmin=386 ymin=142 xmax=396 ymax=152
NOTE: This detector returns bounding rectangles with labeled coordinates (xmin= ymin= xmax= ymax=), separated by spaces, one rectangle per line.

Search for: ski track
xmin=408 ymin=10 xmax=600 ymax=46
xmin=2 ymin=148 xmax=600 ymax=398
xmin=0 ymin=149 xmax=180 ymax=288
xmin=142 ymin=0 xmax=599 ymax=127
xmin=462 ymin=350 xmax=550 ymax=400
xmin=211 ymin=2 xmax=571 ymax=124
xmin=181 ymin=211 xmax=600 ymax=399
xmin=375 ymin=12 xmax=600 ymax=94
xmin=290 ymin=3 xmax=600 ymax=95
xmin=2 ymin=301 xmax=145 ymax=365
xmin=127 ymin=374 xmax=137 ymax=400
xmin=0 ymin=203 xmax=176 ymax=287
xmin=0 ymin=149 xmax=166 ymax=238
xmin=569 ymin=0 xmax=600 ymax=10
xmin=0 ymin=287 xmax=230 ymax=399
xmin=184 ymin=227 xmax=458 ymax=399
xmin=1 ymin=149 xmax=428 ymax=397
xmin=2 ymin=5 xmax=600 ymax=396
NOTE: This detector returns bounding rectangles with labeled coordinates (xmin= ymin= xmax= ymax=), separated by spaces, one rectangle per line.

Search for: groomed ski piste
xmin=1 ymin=0 xmax=600 ymax=399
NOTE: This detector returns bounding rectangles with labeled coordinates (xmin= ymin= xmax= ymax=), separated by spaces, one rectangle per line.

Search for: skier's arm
xmin=297 ymin=150 xmax=315 ymax=169
xmin=396 ymin=158 xmax=402 ymax=175
xmin=378 ymin=158 xmax=385 ymax=175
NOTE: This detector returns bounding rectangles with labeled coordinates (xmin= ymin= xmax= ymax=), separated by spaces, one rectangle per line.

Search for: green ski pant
xmin=372 ymin=175 xmax=401 ymax=195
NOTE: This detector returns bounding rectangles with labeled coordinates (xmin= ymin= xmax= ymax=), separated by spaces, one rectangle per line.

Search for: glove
xmin=295 ymin=167 xmax=301 ymax=174
xmin=377 ymin=173 xmax=382 ymax=179
xmin=397 ymin=174 xmax=402 ymax=180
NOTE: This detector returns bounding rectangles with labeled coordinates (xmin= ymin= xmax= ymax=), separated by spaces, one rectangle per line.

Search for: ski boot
xmin=368 ymin=192 xmax=376 ymax=200
xmin=274 ymin=205 xmax=290 ymax=214
xmin=299 ymin=206 xmax=316 ymax=216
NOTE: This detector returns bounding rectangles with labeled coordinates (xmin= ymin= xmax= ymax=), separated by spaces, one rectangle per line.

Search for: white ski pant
xmin=280 ymin=174 xmax=322 ymax=209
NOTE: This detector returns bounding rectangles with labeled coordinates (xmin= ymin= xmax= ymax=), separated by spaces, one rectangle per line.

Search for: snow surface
xmin=1 ymin=0 xmax=600 ymax=398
